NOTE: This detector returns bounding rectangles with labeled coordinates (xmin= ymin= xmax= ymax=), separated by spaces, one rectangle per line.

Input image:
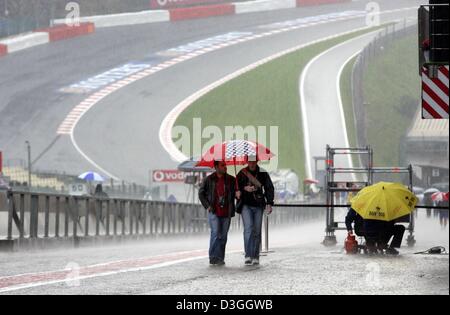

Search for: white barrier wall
xmin=54 ymin=10 xmax=170 ymax=28
xmin=0 ymin=32 xmax=49 ymax=53
xmin=234 ymin=0 xmax=297 ymax=14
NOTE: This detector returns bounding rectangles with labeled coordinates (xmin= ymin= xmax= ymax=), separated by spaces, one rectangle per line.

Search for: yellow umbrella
xmin=350 ymin=182 xmax=417 ymax=221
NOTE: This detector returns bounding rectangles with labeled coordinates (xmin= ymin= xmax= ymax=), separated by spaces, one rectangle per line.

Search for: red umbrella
xmin=431 ymin=191 xmax=449 ymax=202
xmin=196 ymin=140 xmax=275 ymax=192
xmin=196 ymin=140 xmax=274 ymax=168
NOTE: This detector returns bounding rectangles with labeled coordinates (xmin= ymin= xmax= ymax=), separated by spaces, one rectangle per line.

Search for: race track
xmin=0 ymin=0 xmax=420 ymax=199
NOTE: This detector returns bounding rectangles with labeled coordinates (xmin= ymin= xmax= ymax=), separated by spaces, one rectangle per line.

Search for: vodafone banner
xmin=152 ymin=170 xmax=188 ymax=183
xmin=150 ymin=0 xmax=227 ymax=9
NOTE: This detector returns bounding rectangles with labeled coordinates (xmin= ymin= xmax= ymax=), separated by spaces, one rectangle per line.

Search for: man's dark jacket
xmin=237 ymin=166 xmax=275 ymax=208
xmin=198 ymin=172 xmax=236 ymax=218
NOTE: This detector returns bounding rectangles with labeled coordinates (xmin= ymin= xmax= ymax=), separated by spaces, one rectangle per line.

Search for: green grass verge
xmin=362 ymin=33 xmax=421 ymax=166
xmin=174 ymin=26 xmax=385 ymax=183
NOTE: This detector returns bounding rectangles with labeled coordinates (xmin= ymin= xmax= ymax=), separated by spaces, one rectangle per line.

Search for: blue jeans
xmin=241 ymin=205 xmax=264 ymax=259
xmin=208 ymin=212 xmax=231 ymax=262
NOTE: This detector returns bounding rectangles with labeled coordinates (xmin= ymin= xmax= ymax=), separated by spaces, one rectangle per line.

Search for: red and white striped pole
xmin=422 ymin=65 xmax=449 ymax=119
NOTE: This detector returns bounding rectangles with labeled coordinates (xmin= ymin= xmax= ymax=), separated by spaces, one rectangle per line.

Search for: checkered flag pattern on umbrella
xmin=225 ymin=140 xmax=257 ymax=160
xmin=196 ymin=140 xmax=274 ymax=167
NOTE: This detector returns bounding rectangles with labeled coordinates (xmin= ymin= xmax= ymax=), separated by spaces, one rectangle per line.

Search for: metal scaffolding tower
xmin=322 ymin=145 xmax=416 ymax=247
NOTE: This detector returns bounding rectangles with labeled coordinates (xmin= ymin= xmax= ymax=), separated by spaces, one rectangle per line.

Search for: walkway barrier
xmin=0 ymin=190 xmax=324 ymax=251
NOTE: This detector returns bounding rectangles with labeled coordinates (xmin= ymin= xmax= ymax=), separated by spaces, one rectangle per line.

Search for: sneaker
xmin=244 ymin=257 xmax=252 ymax=265
xmin=209 ymin=258 xmax=218 ymax=265
xmin=252 ymin=258 xmax=260 ymax=266
xmin=385 ymin=247 xmax=399 ymax=256
xmin=216 ymin=260 xmax=226 ymax=266
xmin=367 ymin=245 xmax=379 ymax=255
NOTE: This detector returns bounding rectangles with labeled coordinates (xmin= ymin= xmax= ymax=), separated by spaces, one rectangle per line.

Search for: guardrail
xmin=1 ymin=191 xmax=206 ymax=240
xmin=0 ymin=190 xmax=324 ymax=251
xmin=1 ymin=190 xmax=446 ymax=252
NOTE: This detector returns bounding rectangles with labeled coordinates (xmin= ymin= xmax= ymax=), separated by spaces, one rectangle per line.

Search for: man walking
xmin=237 ymin=158 xmax=274 ymax=266
xmin=199 ymin=160 xmax=237 ymax=266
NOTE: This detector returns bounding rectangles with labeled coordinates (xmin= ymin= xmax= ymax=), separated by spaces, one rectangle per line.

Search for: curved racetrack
xmin=1 ymin=1 xmax=448 ymax=296
xmin=0 ymin=0 xmax=420 ymax=196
